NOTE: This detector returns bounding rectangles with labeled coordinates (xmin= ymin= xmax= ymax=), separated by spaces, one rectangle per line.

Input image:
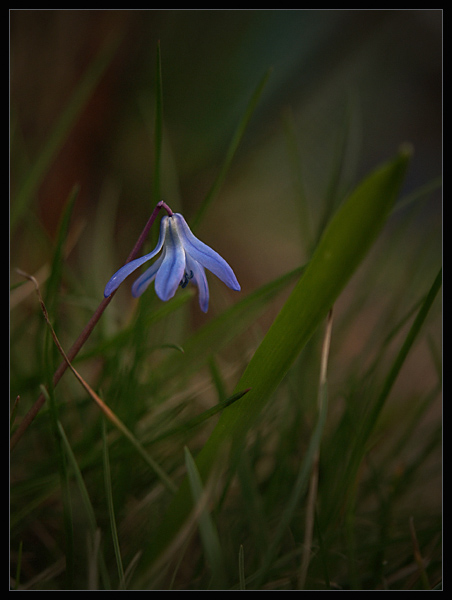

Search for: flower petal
xmin=103 ymin=216 xmax=168 ymax=297
xmin=172 ymin=213 xmax=241 ymax=291
xmin=154 ymin=217 xmax=186 ymax=302
xmin=131 ymin=252 xmax=165 ymax=298
xmin=186 ymin=255 xmax=209 ymax=313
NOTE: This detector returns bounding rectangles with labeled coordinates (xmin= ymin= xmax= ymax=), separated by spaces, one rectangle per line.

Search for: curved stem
xmin=11 ymin=202 xmax=173 ymax=450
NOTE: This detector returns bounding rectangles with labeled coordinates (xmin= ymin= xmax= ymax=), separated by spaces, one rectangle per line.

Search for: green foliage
xmin=10 ymin=35 xmax=441 ymax=591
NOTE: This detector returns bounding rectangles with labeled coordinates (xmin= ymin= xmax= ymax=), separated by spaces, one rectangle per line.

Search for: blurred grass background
xmin=11 ymin=10 xmax=441 ymax=282
xmin=10 ymin=10 xmax=441 ymax=590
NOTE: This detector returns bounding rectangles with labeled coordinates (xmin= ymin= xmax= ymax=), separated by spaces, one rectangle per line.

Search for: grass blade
xmin=191 ymin=68 xmax=271 ymax=230
xmin=102 ymin=419 xmax=126 ymax=589
xmin=282 ymin=108 xmax=313 ymax=255
xmin=13 ymin=541 xmax=23 ymax=590
xmin=184 ymin=446 xmax=227 ymax=587
xmin=298 ymin=308 xmax=334 ymax=589
xmin=57 ymin=421 xmax=111 ymax=590
xmin=332 ymin=267 xmax=442 ymax=525
xmin=238 ymin=544 xmax=246 ymax=590
xmin=139 ymin=147 xmax=411 ymax=576
xmin=39 ymin=386 xmax=74 ymax=590
xmin=57 ymin=421 xmax=98 ymax=533
xmin=253 ymin=342 xmax=330 ymax=589
xmin=18 ymin=270 xmax=177 ymax=494
xmin=145 ymin=388 xmax=250 ymax=447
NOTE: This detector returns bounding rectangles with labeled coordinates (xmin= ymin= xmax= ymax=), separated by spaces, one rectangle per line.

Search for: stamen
xmin=180 ymin=270 xmax=194 ymax=288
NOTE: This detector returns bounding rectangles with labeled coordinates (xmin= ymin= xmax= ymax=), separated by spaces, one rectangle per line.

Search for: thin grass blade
xmin=333 ymin=267 xmax=442 ymax=525
xmin=184 ymin=446 xmax=227 ymax=587
xmin=102 ymin=419 xmax=126 ymax=589
xmin=57 ymin=420 xmax=111 ymax=589
xmin=191 ymin=68 xmax=271 ymax=230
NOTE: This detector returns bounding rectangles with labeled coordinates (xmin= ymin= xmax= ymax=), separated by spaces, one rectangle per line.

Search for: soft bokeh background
xmin=11 ymin=9 xmax=441 ymax=284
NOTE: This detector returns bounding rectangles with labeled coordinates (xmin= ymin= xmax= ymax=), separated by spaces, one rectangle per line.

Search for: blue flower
xmin=104 ymin=213 xmax=240 ymax=312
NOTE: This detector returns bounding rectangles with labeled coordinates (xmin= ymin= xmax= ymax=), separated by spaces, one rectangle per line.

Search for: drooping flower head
xmin=104 ymin=213 xmax=240 ymax=312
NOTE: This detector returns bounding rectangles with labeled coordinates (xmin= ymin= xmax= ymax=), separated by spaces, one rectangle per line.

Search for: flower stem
xmin=11 ymin=201 xmax=173 ymax=450
xmin=124 ymin=201 xmax=173 ymax=270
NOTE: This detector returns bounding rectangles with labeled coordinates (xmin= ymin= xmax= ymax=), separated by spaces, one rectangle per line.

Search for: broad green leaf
xmin=151 ymin=265 xmax=303 ymax=388
xmin=209 ymin=148 xmax=411 ymax=448
xmin=126 ymin=149 xmax=413 ymax=578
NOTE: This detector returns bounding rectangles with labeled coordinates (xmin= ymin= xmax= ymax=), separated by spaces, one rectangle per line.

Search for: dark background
xmin=10 ymin=9 xmax=442 ymax=297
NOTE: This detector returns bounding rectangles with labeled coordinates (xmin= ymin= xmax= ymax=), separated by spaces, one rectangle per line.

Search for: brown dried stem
xmin=11 ymin=201 xmax=172 ymax=450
